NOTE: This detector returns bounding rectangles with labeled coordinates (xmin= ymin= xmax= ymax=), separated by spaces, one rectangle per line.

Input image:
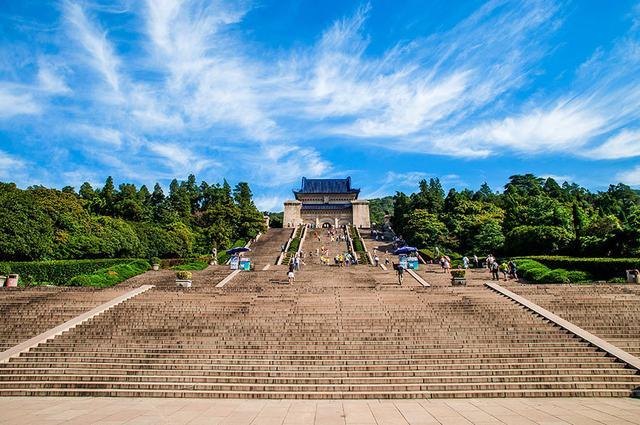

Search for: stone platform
xmin=1 ymin=396 xmax=639 ymax=424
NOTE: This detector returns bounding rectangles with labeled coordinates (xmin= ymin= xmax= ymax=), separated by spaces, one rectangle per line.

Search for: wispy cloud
xmin=0 ymin=150 xmax=26 ymax=179
xmin=2 ymin=0 xmax=640 ymax=194
xmin=65 ymin=1 xmax=121 ymax=96
xmin=0 ymin=88 xmax=41 ymax=117
xmin=618 ymin=166 xmax=640 ymax=186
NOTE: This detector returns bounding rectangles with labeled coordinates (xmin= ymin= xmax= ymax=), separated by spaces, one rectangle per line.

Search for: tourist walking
xmin=508 ymin=260 xmax=518 ymax=279
xmin=473 ymin=254 xmax=478 ymax=268
xmin=490 ymin=261 xmax=500 ymax=280
xmin=287 ymin=270 xmax=295 ymax=284
xmin=443 ymin=258 xmax=451 ymax=274
xmin=374 ymin=255 xmax=379 ymax=267
xmin=396 ymin=262 xmax=404 ymax=285
xmin=462 ymin=256 xmax=469 ymax=269
xmin=500 ymin=262 xmax=509 ymax=281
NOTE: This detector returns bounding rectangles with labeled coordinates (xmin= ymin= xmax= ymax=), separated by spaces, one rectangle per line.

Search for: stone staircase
xmin=0 ymin=264 xmax=638 ymax=398
xmin=302 ymin=228 xmax=350 ymax=266
xmin=507 ymin=283 xmax=640 ymax=357
xmin=249 ymin=228 xmax=291 ymax=268
xmin=0 ymin=287 xmax=127 ymax=352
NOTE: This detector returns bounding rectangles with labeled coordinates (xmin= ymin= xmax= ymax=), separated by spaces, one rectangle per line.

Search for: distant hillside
xmin=368 ymin=196 xmax=394 ymax=226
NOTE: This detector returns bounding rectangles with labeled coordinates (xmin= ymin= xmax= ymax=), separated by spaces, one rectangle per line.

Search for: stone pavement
xmin=1 ymin=397 xmax=639 ymax=424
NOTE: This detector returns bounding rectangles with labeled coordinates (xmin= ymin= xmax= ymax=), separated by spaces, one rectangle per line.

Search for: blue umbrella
xmin=393 ymin=246 xmax=418 ymax=255
xmin=226 ymin=247 xmax=252 ymax=255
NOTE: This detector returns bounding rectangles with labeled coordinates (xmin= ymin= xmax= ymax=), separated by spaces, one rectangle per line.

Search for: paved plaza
xmin=2 ymin=397 xmax=640 ymax=425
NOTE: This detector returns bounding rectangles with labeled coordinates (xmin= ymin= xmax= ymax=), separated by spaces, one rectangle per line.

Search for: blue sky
xmin=1 ymin=0 xmax=640 ymax=211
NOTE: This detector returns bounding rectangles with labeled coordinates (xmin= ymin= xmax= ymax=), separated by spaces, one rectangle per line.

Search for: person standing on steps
xmin=490 ymin=260 xmax=500 ymax=280
xmin=287 ymin=269 xmax=295 ymax=284
xmin=374 ymin=254 xmax=380 ymax=268
xmin=500 ymin=261 xmax=509 ymax=281
xmin=396 ymin=262 xmax=404 ymax=285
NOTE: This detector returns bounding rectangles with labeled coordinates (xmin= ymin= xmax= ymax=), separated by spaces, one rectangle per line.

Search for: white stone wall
xmin=283 ymin=200 xmax=302 ymax=228
xmin=351 ymin=200 xmax=371 ymax=228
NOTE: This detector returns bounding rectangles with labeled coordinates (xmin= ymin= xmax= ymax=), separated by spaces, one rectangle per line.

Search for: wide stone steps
xmin=0 ymin=370 xmax=637 ymax=383
xmin=0 ymin=381 xmax=637 ymax=397
xmin=0 ymin=366 xmax=632 ymax=377
xmin=1 ymin=388 xmax=636 ymax=399
xmin=3 ymin=262 xmax=640 ymax=399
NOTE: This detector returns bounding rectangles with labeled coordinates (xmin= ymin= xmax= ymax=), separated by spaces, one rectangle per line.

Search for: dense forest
xmin=390 ymin=174 xmax=640 ymax=258
xmin=0 ymin=176 xmax=266 ymax=261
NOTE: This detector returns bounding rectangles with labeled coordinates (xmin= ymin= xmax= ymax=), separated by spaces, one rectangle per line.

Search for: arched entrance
xmin=319 ymin=217 xmax=334 ymax=228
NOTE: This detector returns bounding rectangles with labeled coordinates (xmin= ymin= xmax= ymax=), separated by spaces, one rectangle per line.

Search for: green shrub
xmin=608 ymin=277 xmax=626 ymax=283
xmin=0 ymin=264 xmax=10 ymax=275
xmin=353 ymin=238 xmax=364 ymax=252
xmin=515 ymin=258 xmax=593 ymax=284
xmin=151 ymin=257 xmax=161 ymax=265
xmin=0 ymin=258 xmax=140 ymax=285
xmin=566 ymin=270 xmax=591 ymax=283
xmin=66 ymin=260 xmax=150 ymax=287
xmin=176 ymin=270 xmax=192 ymax=280
xmin=288 ymin=238 xmax=300 ymax=253
xmin=172 ymin=260 xmax=208 ymax=271
xmin=451 ymin=269 xmax=466 ymax=278
xmin=522 ymin=256 xmax=640 ymax=280
xmin=542 ymin=269 xmax=571 ymax=284
xmin=523 ymin=267 xmax=551 ymax=282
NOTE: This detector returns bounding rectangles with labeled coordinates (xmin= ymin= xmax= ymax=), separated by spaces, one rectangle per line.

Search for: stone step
xmin=0 ymin=388 xmax=636 ymax=399
xmin=0 ymin=366 xmax=632 ymax=377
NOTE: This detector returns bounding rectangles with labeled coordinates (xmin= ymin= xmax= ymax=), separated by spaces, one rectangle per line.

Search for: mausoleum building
xmin=283 ymin=177 xmax=371 ymax=228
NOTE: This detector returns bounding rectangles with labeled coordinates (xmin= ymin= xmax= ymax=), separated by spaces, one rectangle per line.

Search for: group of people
xmin=314 ymin=229 xmax=345 ymax=244
xmin=486 ymin=255 xmax=517 ymax=281
xmin=372 ymin=252 xmax=390 ymax=268
xmin=287 ymin=251 xmax=305 ymax=284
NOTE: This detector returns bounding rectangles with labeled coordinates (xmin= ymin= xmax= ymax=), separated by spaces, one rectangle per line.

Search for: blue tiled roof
xmin=295 ymin=177 xmax=360 ymax=195
xmin=301 ymin=203 xmax=352 ymax=211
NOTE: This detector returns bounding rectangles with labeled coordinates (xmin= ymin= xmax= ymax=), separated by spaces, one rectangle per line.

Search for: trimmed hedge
xmin=0 ymin=258 xmax=140 ymax=285
xmin=172 ymin=260 xmax=209 ymax=271
xmin=516 ymin=259 xmax=591 ymax=284
xmin=66 ymin=260 xmax=150 ymax=287
xmin=522 ymin=256 xmax=640 ymax=280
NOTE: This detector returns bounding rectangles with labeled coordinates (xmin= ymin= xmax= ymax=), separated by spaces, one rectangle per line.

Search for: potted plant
xmin=451 ymin=269 xmax=466 ymax=286
xmin=176 ymin=270 xmax=192 ymax=288
xmin=151 ymin=257 xmax=161 ymax=271
xmin=5 ymin=273 xmax=19 ymax=287
xmin=0 ymin=264 xmax=9 ymax=287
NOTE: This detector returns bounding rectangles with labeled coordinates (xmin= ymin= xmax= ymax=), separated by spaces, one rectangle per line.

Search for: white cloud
xmin=0 ymin=88 xmax=41 ymax=117
xmin=254 ymin=195 xmax=285 ymax=212
xmin=473 ymin=102 xmax=606 ymax=153
xmin=617 ymin=165 xmax=640 ymax=186
xmin=147 ymin=141 xmax=218 ymax=175
xmin=588 ymin=130 xmax=640 ymax=159
xmin=540 ymin=174 xmax=573 ymax=183
xmin=37 ymin=64 xmax=71 ymax=95
xmin=244 ymin=144 xmax=331 ymax=187
xmin=0 ymin=151 xmax=26 ymax=178
xmin=74 ymin=124 xmax=123 ymax=147
xmin=65 ymin=1 xmax=122 ymax=95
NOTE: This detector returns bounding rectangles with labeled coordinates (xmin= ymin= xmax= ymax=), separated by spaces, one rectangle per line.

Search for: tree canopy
xmin=389 ymin=174 xmax=640 ymax=257
xmin=0 ymin=176 xmax=266 ymax=261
